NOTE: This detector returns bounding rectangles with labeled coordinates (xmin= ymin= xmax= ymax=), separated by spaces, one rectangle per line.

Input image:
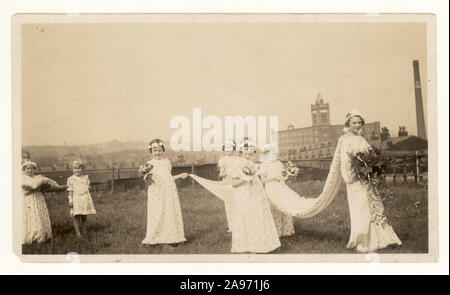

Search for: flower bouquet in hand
xmin=240 ymin=163 xmax=257 ymax=182
xmin=351 ymin=146 xmax=393 ymax=226
xmin=138 ymin=162 xmax=154 ymax=183
xmin=285 ymin=161 xmax=300 ymax=179
xmin=351 ymin=147 xmax=389 ymax=189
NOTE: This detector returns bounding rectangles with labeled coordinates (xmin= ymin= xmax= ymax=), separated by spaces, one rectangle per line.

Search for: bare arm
xmin=260 ymin=163 xmax=283 ymax=184
xmin=68 ymin=191 xmax=73 ymax=206
xmin=261 ymin=174 xmax=283 ymax=184
xmin=45 ymin=177 xmax=65 ymax=190
xmin=231 ymin=178 xmax=248 ymax=188
xmin=173 ymin=173 xmax=188 ymax=180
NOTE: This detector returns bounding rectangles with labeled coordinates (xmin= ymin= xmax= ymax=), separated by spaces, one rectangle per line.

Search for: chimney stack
xmin=413 ymin=60 xmax=427 ymax=139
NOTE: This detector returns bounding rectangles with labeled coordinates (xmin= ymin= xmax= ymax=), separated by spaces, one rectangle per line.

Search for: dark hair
xmin=345 ymin=115 xmax=365 ymax=127
xmin=148 ymin=138 xmax=166 ymax=153
xmin=222 ymin=140 xmax=236 ymax=151
xmin=239 ymin=137 xmax=257 ymax=154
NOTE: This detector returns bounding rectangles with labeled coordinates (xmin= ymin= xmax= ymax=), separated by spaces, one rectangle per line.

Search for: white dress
xmin=218 ymin=155 xmax=240 ymax=232
xmin=340 ymin=129 xmax=402 ymax=252
xmin=142 ymin=158 xmax=186 ymax=245
xmin=230 ymin=157 xmax=281 ymax=253
xmin=67 ymin=175 xmax=96 ymax=216
xmin=22 ymin=174 xmax=58 ymax=244
xmin=259 ymin=161 xmax=295 ymax=237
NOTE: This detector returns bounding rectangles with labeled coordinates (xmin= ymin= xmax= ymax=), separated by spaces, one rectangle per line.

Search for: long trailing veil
xmin=188 ymin=174 xmax=234 ymax=203
xmin=266 ymin=138 xmax=343 ymax=218
xmin=188 ymin=138 xmax=343 ymax=218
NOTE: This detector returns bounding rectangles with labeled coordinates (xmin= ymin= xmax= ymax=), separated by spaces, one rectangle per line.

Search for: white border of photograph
xmin=2 ymin=0 xmax=449 ymax=275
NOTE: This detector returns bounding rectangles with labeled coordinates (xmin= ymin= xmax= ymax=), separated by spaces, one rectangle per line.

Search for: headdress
xmin=22 ymin=160 xmax=37 ymax=171
xmin=148 ymin=139 xmax=165 ymax=152
xmin=237 ymin=137 xmax=256 ymax=152
xmin=222 ymin=139 xmax=237 ymax=152
xmin=72 ymin=159 xmax=86 ymax=169
xmin=345 ymin=109 xmax=365 ymax=125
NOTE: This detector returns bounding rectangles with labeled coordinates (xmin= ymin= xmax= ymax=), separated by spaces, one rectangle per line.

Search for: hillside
xmin=22 ymin=140 xmax=223 ymax=171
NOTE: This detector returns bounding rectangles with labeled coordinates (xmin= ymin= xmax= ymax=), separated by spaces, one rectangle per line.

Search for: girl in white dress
xmin=217 ymin=140 xmax=238 ymax=232
xmin=229 ymin=139 xmax=280 ymax=253
xmin=142 ymin=139 xmax=188 ymax=245
xmin=67 ymin=160 xmax=96 ymax=238
xmin=258 ymin=147 xmax=295 ymax=237
xmin=340 ymin=111 xmax=401 ymax=252
xmin=22 ymin=161 xmax=64 ymax=244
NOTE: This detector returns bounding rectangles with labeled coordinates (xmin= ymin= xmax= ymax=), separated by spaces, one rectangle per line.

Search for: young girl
xmin=258 ymin=145 xmax=295 ymax=238
xmin=142 ymin=139 xmax=188 ymax=245
xmin=229 ymin=138 xmax=280 ymax=253
xmin=67 ymin=160 xmax=96 ymax=238
xmin=22 ymin=160 xmax=64 ymax=244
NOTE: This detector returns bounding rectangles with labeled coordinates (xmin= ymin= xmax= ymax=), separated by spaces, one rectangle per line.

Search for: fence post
xmin=191 ymin=163 xmax=195 ymax=191
xmin=415 ymin=150 xmax=420 ymax=184
xmin=392 ymin=167 xmax=397 ymax=185
xmin=111 ymin=167 xmax=115 ymax=193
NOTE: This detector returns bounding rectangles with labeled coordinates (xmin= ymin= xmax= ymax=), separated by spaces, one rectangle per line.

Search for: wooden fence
xmin=40 ymin=150 xmax=428 ymax=194
xmin=383 ymin=150 xmax=428 ymax=185
xmin=40 ymin=163 xmax=220 ymax=193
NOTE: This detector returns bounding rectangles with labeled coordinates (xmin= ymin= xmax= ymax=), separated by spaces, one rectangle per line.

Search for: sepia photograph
xmin=11 ymin=14 xmax=438 ymax=263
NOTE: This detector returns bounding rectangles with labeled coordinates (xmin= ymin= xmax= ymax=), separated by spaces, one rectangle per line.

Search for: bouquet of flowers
xmin=240 ymin=163 xmax=257 ymax=182
xmin=351 ymin=146 xmax=391 ymax=199
xmin=351 ymin=146 xmax=393 ymax=227
xmin=285 ymin=161 xmax=300 ymax=178
xmin=138 ymin=162 xmax=154 ymax=182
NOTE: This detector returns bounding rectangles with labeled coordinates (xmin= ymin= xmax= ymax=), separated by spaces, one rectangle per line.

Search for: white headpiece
xmin=22 ymin=160 xmax=37 ymax=171
xmin=72 ymin=159 xmax=86 ymax=169
xmin=345 ymin=109 xmax=364 ymax=124
xmin=149 ymin=141 xmax=165 ymax=150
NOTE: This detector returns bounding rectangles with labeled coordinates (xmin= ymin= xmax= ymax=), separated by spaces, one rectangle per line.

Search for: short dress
xmin=67 ymin=175 xmax=96 ymax=216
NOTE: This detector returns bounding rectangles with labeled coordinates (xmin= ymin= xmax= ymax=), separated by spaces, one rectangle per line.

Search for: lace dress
xmin=218 ymin=155 xmax=242 ymax=232
xmin=340 ymin=128 xmax=402 ymax=252
xmin=22 ymin=174 xmax=59 ymax=244
xmin=230 ymin=157 xmax=281 ymax=253
xmin=258 ymin=160 xmax=295 ymax=237
xmin=67 ymin=175 xmax=96 ymax=216
xmin=142 ymin=158 xmax=186 ymax=245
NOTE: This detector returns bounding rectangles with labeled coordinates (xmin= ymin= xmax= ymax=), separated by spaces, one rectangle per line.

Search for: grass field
xmin=22 ymin=180 xmax=428 ymax=255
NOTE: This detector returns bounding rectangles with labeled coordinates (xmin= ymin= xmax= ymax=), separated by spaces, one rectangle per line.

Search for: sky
xmin=20 ymin=21 xmax=428 ymax=146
